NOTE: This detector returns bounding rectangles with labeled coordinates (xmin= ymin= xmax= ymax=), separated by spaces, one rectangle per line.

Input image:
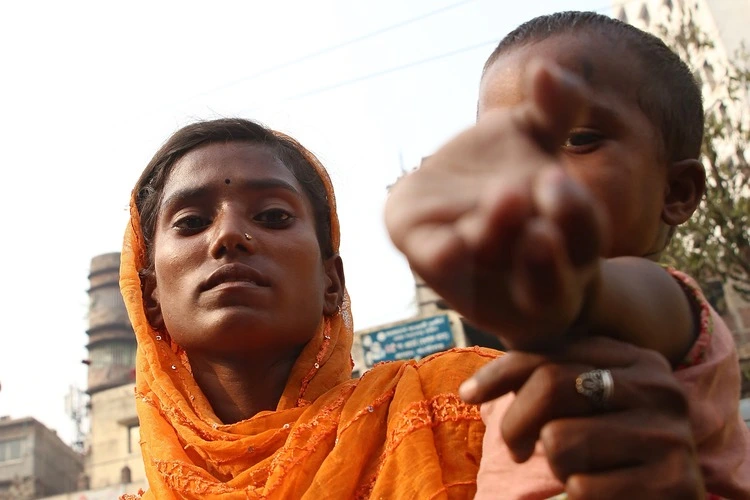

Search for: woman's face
xmin=145 ymin=141 xmax=342 ymax=359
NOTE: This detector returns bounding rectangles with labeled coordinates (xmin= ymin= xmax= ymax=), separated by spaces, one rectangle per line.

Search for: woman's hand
xmin=461 ymin=337 xmax=705 ymax=499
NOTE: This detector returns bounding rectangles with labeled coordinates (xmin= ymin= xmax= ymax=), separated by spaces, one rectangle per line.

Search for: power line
xmin=287 ymin=39 xmax=497 ymax=101
xmin=181 ymin=0 xmax=481 ymax=101
xmin=159 ymin=0 xmax=642 ymax=113
xmin=255 ymin=0 xmax=642 ymax=104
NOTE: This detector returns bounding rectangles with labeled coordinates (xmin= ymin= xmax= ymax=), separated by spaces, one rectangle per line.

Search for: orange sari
xmin=120 ymin=133 xmax=499 ymax=499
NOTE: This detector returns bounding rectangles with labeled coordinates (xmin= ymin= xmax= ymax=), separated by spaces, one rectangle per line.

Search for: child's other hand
xmin=385 ymin=61 xmax=609 ymax=350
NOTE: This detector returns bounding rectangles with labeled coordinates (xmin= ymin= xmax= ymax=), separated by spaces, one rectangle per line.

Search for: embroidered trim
xmin=385 ymin=393 xmax=481 ymax=455
xmin=136 ymin=390 xmax=239 ymax=442
xmin=418 ymin=346 xmax=501 ymax=366
xmin=426 ymin=480 xmax=478 ymax=500
xmin=367 ymin=346 xmax=499 ymax=373
xmin=666 ymin=268 xmax=714 ymax=369
xmin=119 ymin=489 xmax=144 ymax=500
xmin=296 ymin=321 xmax=333 ymax=405
xmin=156 ymin=460 xmax=259 ymax=495
xmin=354 ymin=393 xmax=482 ymax=499
xmin=336 ymin=388 xmax=397 ymax=437
xmin=263 ymin=391 xmax=349 ymax=494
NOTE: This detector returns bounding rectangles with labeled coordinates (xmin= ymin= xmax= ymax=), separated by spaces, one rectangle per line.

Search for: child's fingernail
xmin=459 ymin=378 xmax=479 ymax=401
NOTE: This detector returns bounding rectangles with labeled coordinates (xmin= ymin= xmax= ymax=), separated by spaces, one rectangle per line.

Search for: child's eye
xmin=563 ymin=130 xmax=603 ymax=151
xmin=173 ymin=215 xmax=211 ymax=232
xmin=255 ymin=208 xmax=294 ymax=228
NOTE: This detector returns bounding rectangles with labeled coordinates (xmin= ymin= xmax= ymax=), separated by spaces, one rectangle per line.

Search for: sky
xmin=0 ymin=0 xmax=613 ymax=444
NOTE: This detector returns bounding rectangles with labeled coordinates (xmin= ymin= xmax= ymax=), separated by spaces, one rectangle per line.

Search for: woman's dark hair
xmin=134 ymin=118 xmax=334 ymax=275
xmin=482 ymin=11 xmax=704 ymax=163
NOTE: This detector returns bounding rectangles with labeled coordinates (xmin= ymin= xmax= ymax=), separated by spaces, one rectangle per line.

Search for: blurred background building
xmin=83 ymin=253 xmax=144 ymax=491
xmin=38 ymin=253 xmax=146 ymax=499
xmin=0 ymin=417 xmax=82 ymax=500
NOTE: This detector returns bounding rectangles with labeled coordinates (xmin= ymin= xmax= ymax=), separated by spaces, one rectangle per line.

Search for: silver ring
xmin=575 ymin=369 xmax=614 ymax=409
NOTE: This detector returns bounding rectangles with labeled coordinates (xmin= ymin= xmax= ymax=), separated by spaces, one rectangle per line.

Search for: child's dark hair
xmin=134 ymin=118 xmax=334 ymax=276
xmin=483 ymin=11 xmax=704 ymax=163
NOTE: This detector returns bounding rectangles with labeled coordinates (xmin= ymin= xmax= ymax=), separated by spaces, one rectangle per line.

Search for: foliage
xmin=658 ymin=3 xmax=750 ymax=302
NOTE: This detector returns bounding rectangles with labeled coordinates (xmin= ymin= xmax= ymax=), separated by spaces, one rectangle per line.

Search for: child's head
xmin=479 ymin=11 xmax=706 ymax=259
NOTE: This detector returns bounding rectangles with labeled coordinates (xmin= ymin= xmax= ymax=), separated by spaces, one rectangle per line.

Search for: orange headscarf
xmin=120 ymin=131 xmax=498 ymax=499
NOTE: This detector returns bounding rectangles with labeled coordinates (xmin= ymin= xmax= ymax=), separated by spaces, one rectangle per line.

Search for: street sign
xmin=356 ymin=313 xmax=465 ymax=371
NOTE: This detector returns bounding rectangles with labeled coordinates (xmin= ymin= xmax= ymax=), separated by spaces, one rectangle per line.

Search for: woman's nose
xmin=209 ymin=210 xmax=255 ymax=258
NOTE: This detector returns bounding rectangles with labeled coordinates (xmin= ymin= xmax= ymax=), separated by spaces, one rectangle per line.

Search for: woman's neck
xmin=187 ymin=349 xmax=300 ymax=424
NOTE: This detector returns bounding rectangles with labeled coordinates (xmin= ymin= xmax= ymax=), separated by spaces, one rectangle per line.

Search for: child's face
xmin=478 ymin=31 xmax=669 ymax=258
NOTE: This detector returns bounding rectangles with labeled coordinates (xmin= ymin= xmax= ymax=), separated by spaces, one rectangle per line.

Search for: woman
xmin=121 ymin=118 xmax=702 ymax=499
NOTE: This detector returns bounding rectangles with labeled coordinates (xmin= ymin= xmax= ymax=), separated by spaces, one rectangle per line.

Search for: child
xmin=385 ymin=11 xmax=749 ymax=499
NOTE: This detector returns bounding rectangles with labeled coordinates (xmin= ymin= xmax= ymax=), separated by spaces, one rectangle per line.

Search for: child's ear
xmin=140 ymin=271 xmax=164 ymax=331
xmin=322 ymin=254 xmax=346 ymax=316
xmin=662 ymin=159 xmax=706 ymax=226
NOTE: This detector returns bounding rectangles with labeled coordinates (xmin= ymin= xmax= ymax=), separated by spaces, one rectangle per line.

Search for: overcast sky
xmin=0 ymin=0 xmax=613 ymax=444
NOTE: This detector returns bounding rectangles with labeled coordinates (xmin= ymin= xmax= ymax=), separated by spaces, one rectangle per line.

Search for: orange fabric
xmin=120 ymin=133 xmax=497 ymax=499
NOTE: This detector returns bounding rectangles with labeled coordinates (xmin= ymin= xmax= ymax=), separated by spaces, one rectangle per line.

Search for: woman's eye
xmin=255 ymin=209 xmax=294 ymax=227
xmin=173 ymin=215 xmax=210 ymax=231
xmin=564 ymin=130 xmax=603 ymax=149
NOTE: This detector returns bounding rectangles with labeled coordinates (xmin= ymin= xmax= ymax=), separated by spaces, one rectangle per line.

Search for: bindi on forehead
xmin=225 ymin=178 xmax=231 ymax=185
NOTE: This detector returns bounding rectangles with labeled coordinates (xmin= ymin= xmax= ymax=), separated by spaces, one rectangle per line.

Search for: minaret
xmin=85 ymin=253 xmax=136 ymax=394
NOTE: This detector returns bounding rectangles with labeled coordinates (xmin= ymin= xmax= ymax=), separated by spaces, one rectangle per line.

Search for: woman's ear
xmin=141 ymin=271 xmax=165 ymax=330
xmin=322 ymin=254 xmax=346 ymax=316
xmin=662 ymin=159 xmax=706 ymax=226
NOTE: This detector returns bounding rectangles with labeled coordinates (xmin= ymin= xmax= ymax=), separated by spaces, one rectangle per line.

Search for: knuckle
xmin=632 ymin=409 xmax=694 ymax=451
xmin=656 ymin=452 xmax=703 ymax=499
xmin=540 ymin=422 xmax=583 ymax=481
xmin=648 ymin=380 xmax=689 ymax=417
xmin=565 ymin=475 xmax=597 ymax=500
xmin=629 ymin=369 xmax=689 ymax=417
xmin=639 ymin=348 xmax=672 ymax=372
xmin=534 ymin=363 xmax=569 ymax=399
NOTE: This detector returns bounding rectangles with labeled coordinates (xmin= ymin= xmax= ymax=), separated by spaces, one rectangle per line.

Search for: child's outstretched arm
xmin=385 ymin=61 xmax=695 ymax=368
xmin=583 ymin=257 xmax=696 ymax=365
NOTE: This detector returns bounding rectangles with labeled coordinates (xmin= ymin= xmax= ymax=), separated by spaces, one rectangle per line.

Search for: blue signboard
xmin=359 ymin=314 xmax=458 ymax=369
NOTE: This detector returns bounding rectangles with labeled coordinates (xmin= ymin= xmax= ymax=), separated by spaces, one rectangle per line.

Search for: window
xmin=128 ymin=425 xmax=140 ymax=454
xmin=617 ymin=7 xmax=628 ymax=22
xmin=112 ymin=342 xmax=136 ymax=367
xmin=90 ymin=342 xmax=136 ymax=369
xmin=0 ymin=439 xmax=23 ymax=462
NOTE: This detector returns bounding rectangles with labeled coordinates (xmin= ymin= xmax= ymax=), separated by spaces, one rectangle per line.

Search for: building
xmin=2 ymin=252 xmax=146 ymax=500
xmin=0 ymin=417 xmax=82 ymax=499
xmin=83 ymin=253 xmax=145 ymax=491
xmin=616 ymin=0 xmax=750 ymax=59
xmin=85 ymin=384 xmax=145 ymax=491
xmin=86 ymin=253 xmax=137 ymax=396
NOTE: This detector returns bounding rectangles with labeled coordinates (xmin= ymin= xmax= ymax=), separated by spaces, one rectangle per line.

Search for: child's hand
xmin=385 ymin=62 xmax=609 ymax=350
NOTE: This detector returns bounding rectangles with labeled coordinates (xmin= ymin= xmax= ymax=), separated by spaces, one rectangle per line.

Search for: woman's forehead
xmin=164 ymin=142 xmax=300 ymax=194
